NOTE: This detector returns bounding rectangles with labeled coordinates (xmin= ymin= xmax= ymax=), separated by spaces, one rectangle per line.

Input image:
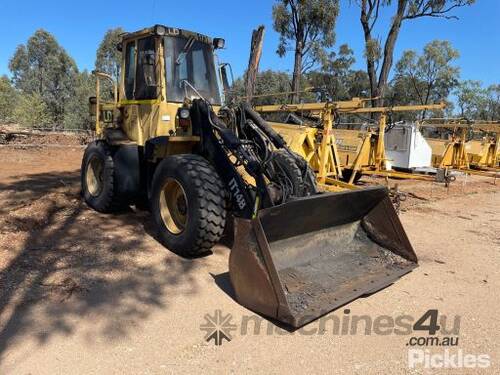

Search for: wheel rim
xmin=159 ymin=178 xmax=188 ymax=235
xmin=86 ymin=155 xmax=104 ymax=197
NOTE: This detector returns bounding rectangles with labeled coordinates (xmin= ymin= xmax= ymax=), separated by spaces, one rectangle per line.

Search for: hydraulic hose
xmin=241 ymin=103 xmax=287 ymax=149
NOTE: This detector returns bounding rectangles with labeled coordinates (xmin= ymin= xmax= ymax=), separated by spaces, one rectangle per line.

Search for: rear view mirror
xmin=89 ymin=96 xmax=97 ymax=116
xmin=219 ymin=63 xmax=234 ymax=94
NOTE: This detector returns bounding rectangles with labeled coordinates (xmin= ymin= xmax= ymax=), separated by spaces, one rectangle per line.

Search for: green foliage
xmin=63 ymin=71 xmax=95 ymax=129
xmin=7 ymin=29 xmax=100 ymax=129
xmin=307 ymin=44 xmax=370 ymax=101
xmin=95 ymin=27 xmax=125 ymax=82
xmin=345 ymin=71 xmax=371 ymax=99
xmin=95 ymin=27 xmax=124 ymax=102
xmin=405 ymin=0 xmax=476 ymax=18
xmin=230 ymin=70 xmax=292 ymax=106
xmin=253 ymin=70 xmax=292 ymax=105
xmin=0 ymin=76 xmax=18 ymax=122
xmin=484 ymin=84 xmax=500 ymax=120
xmin=464 ymin=82 xmax=500 ymax=121
xmin=454 ymin=80 xmax=489 ymax=118
xmin=357 ymin=0 xmax=475 ymax=103
xmin=391 ymin=40 xmax=460 ymax=119
xmin=273 ymin=0 xmax=338 ymax=59
xmin=13 ymin=92 xmax=51 ymax=128
xmin=273 ymin=0 xmax=340 ymax=102
xmin=363 ymin=39 xmax=381 ymax=65
xmin=9 ymin=29 xmax=78 ymax=125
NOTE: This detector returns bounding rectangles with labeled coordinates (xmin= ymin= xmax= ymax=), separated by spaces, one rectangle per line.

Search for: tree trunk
xmin=421 ymin=83 xmax=433 ymax=120
xmin=291 ymin=40 xmax=303 ymax=104
xmin=245 ymin=26 xmax=265 ymax=104
xmin=361 ymin=0 xmax=407 ymax=108
xmin=360 ymin=3 xmax=377 ymax=107
xmin=375 ymin=1 xmax=406 ymax=107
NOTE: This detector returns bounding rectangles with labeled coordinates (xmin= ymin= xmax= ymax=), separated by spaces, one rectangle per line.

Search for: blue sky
xmin=0 ymin=0 xmax=498 ymax=87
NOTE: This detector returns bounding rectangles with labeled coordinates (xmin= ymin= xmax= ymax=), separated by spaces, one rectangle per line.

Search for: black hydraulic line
xmin=241 ymin=103 xmax=287 ymax=149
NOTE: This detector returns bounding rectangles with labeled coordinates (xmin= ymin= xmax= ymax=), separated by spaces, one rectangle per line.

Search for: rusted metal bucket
xmin=229 ymin=186 xmax=418 ymax=328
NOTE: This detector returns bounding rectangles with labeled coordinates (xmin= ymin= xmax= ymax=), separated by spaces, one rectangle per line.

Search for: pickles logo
xmin=200 ymin=310 xmax=237 ymax=346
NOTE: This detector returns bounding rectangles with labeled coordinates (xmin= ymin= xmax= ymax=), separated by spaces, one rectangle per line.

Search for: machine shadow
xmin=211 ymin=272 xmax=236 ymax=300
xmin=0 ymin=170 xmax=201 ymax=362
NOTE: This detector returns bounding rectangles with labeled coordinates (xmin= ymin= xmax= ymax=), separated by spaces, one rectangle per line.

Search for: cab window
xmin=124 ymin=42 xmax=136 ymax=99
xmin=135 ymin=37 xmax=158 ymax=100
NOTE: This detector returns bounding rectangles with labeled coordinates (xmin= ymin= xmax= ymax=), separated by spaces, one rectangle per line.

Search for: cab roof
xmin=121 ymin=25 xmax=213 ymax=45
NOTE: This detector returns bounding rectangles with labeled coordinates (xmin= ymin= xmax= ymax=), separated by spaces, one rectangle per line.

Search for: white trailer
xmin=385 ymin=123 xmax=432 ymax=170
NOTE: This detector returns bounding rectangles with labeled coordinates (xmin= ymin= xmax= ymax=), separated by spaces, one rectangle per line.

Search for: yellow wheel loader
xmin=82 ymin=25 xmax=418 ymax=327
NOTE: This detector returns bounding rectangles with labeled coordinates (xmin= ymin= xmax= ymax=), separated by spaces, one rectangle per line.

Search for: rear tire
xmin=81 ymin=141 xmax=125 ymax=212
xmin=272 ymin=150 xmax=317 ymax=197
xmin=290 ymin=151 xmax=317 ymax=195
xmin=151 ymin=154 xmax=227 ymax=257
xmin=272 ymin=150 xmax=304 ymax=196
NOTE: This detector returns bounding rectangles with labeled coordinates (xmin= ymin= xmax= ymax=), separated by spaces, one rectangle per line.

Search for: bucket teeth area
xmin=274 ymin=222 xmax=413 ymax=322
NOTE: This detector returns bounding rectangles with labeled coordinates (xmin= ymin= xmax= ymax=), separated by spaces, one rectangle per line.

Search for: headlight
xmin=155 ymin=25 xmax=166 ymax=36
xmin=179 ymin=108 xmax=190 ymax=119
xmin=213 ymin=38 xmax=225 ymax=49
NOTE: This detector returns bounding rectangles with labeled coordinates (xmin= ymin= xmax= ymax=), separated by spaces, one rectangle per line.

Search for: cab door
xmin=122 ymin=36 xmax=160 ymax=145
xmin=135 ymin=36 xmax=160 ymax=142
xmin=122 ymin=40 xmax=139 ymax=142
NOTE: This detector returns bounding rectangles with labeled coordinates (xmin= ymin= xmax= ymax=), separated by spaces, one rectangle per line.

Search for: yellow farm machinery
xmin=421 ymin=118 xmax=500 ymax=177
xmin=256 ymin=100 xmax=449 ymax=186
xmin=82 ymin=25 xmax=419 ymax=327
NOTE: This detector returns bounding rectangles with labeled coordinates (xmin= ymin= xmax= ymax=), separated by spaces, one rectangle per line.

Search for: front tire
xmin=151 ymin=154 xmax=227 ymax=257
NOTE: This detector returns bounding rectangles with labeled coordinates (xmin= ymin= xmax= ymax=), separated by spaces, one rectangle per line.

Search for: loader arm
xmin=189 ymin=99 xmax=277 ymax=218
xmin=187 ymin=99 xmax=419 ymax=328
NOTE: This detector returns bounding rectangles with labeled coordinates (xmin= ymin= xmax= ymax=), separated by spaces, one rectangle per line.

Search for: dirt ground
xmin=0 ymin=144 xmax=498 ymax=374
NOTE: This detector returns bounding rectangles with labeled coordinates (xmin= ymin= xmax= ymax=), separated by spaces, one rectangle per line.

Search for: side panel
xmin=408 ymin=128 xmax=432 ymax=169
xmin=139 ymin=103 xmax=155 ymax=141
xmin=332 ymin=129 xmax=365 ymax=168
xmin=123 ymin=105 xmax=140 ymax=142
xmin=385 ymin=127 xmax=410 ymax=169
xmin=385 ymin=125 xmax=432 ymax=169
xmin=112 ymin=144 xmax=141 ymax=200
xmin=466 ymin=140 xmax=485 ymax=164
xmin=426 ymin=138 xmax=449 ymax=167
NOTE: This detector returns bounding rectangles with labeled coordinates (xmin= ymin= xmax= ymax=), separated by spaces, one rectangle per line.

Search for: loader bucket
xmin=229 ymin=186 xmax=417 ymax=328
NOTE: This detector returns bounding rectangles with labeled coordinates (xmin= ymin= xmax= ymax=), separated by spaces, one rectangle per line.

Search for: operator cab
xmin=93 ymin=25 xmax=228 ymax=144
xmin=120 ymin=25 xmax=225 ymax=105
